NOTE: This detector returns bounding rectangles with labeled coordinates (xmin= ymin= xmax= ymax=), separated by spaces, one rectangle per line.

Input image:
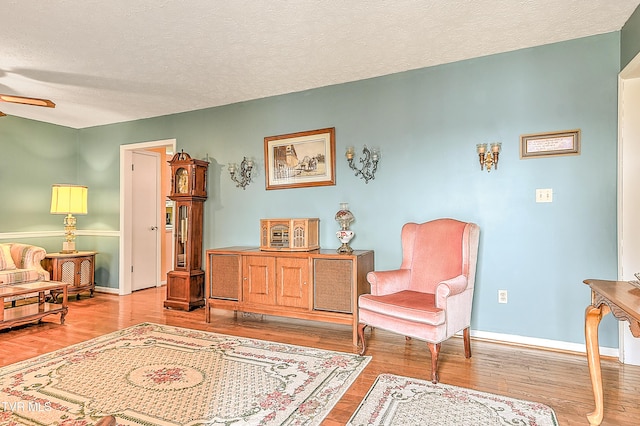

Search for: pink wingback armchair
xmin=357 ymin=218 xmax=480 ymax=383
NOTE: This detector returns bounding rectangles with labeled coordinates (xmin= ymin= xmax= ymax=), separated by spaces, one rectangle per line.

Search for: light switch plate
xmin=536 ymin=188 xmax=553 ymax=203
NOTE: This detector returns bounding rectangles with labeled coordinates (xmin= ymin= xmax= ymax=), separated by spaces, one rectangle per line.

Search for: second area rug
xmin=0 ymin=322 xmax=370 ymax=425
xmin=348 ymin=373 xmax=558 ymax=426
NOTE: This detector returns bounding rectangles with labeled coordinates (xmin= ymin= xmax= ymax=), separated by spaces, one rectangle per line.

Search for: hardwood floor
xmin=1 ymin=287 xmax=638 ymax=425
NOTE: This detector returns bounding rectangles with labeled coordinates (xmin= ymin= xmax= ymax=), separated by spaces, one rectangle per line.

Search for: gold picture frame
xmin=264 ymin=127 xmax=336 ymax=190
xmin=520 ymin=129 xmax=581 ymax=159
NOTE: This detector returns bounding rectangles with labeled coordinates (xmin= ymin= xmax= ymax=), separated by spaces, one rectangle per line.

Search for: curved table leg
xmin=357 ymin=323 xmax=367 ymax=355
xmin=585 ymin=303 xmax=610 ymax=425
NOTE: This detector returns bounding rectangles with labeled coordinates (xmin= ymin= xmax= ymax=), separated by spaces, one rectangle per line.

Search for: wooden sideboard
xmin=205 ymin=247 xmax=374 ymax=347
xmin=42 ymin=251 xmax=96 ymax=300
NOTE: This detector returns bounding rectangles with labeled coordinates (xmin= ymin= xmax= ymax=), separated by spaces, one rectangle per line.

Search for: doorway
xmin=119 ymin=139 xmax=176 ymax=295
xmin=131 ymin=150 xmax=160 ymax=291
xmin=618 ymin=53 xmax=640 ymax=365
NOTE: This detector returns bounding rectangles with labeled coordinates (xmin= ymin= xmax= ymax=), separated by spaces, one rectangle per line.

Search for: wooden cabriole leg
xmin=357 ymin=323 xmax=367 ymax=355
xmin=427 ymin=342 xmax=441 ymax=383
xmin=463 ymin=327 xmax=471 ymax=358
xmin=60 ymin=284 xmax=68 ymax=325
xmin=585 ymin=303 xmax=609 ymax=426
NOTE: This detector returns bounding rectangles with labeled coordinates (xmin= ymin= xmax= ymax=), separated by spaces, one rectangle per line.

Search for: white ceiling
xmin=1 ymin=0 xmax=639 ymax=129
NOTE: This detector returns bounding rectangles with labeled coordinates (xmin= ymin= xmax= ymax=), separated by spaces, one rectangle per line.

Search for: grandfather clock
xmin=164 ymin=151 xmax=208 ymax=311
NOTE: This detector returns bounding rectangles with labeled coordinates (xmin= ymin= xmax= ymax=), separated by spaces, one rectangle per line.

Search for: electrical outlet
xmin=498 ymin=290 xmax=508 ymax=304
xmin=535 ymin=188 xmax=553 ymax=203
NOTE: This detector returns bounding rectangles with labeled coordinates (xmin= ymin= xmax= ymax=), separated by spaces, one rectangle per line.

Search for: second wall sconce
xmin=346 ymin=145 xmax=380 ymax=183
xmin=228 ymin=157 xmax=254 ymax=189
xmin=476 ymin=142 xmax=501 ymax=172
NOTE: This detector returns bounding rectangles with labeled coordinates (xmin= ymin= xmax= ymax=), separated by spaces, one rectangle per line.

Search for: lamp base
xmin=336 ymin=230 xmax=355 ymax=254
xmin=337 ymin=243 xmax=354 ymax=254
xmin=61 ymin=241 xmax=77 ymax=254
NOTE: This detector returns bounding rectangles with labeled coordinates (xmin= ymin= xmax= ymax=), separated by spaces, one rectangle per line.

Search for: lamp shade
xmin=50 ymin=185 xmax=88 ymax=215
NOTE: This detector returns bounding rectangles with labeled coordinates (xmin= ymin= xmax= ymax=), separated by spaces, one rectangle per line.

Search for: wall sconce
xmin=228 ymin=157 xmax=254 ymax=189
xmin=476 ymin=143 xmax=501 ymax=172
xmin=346 ymin=145 xmax=380 ymax=183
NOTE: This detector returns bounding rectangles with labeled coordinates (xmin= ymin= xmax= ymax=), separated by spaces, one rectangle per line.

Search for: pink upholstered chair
xmin=357 ymin=218 xmax=480 ymax=383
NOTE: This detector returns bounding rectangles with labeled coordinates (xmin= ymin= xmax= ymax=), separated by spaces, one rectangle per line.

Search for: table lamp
xmin=50 ymin=184 xmax=88 ymax=253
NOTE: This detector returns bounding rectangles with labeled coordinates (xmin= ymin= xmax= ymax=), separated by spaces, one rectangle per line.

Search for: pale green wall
xmin=622 ymin=4 xmax=640 ymax=69
xmin=0 ymin=116 xmax=78 ymax=232
xmin=1 ymin=32 xmax=621 ymax=348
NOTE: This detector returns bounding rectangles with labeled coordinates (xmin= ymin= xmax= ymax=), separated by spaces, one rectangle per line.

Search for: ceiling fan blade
xmin=0 ymin=94 xmax=55 ymax=108
xmin=0 ymin=111 xmax=6 ymax=117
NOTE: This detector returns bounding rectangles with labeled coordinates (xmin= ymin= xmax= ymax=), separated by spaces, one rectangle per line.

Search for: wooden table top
xmin=584 ymin=279 xmax=640 ymax=323
xmin=0 ymin=281 xmax=68 ymax=298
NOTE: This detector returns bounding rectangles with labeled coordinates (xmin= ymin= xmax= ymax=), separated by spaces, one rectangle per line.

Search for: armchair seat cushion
xmin=0 ymin=269 xmax=43 ymax=285
xmin=359 ymin=290 xmax=445 ymax=326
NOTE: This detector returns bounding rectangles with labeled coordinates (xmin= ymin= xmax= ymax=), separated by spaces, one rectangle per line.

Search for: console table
xmin=0 ymin=281 xmax=69 ymax=330
xmin=205 ymin=247 xmax=374 ymax=347
xmin=583 ymin=278 xmax=640 ymax=425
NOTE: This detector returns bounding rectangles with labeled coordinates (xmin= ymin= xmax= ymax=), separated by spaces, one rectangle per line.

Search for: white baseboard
xmin=470 ymin=329 xmax=619 ymax=358
xmin=94 ymin=286 xmax=120 ymax=295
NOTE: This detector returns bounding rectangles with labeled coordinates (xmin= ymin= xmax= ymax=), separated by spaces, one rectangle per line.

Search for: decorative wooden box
xmin=260 ymin=218 xmax=320 ymax=251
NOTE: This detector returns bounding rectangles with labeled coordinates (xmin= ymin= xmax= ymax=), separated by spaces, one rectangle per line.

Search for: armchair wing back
xmin=9 ymin=243 xmax=50 ymax=280
xmin=402 ymin=219 xmax=469 ymax=294
xmin=358 ymin=218 xmax=480 ymax=383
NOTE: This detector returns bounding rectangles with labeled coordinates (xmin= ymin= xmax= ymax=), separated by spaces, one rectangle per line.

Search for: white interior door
xmin=131 ymin=150 xmax=160 ymax=291
xmin=618 ymin=55 xmax=640 ymax=365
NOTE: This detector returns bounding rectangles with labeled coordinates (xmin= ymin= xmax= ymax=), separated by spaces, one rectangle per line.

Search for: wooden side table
xmin=583 ymin=279 xmax=640 ymax=425
xmin=42 ymin=251 xmax=97 ymax=300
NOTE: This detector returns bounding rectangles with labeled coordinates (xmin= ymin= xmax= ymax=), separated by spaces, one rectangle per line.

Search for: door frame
xmin=119 ymin=139 xmax=176 ymax=295
xmin=617 ymin=52 xmax=640 ymax=364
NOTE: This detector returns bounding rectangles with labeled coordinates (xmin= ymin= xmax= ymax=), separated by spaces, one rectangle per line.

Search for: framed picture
xmin=520 ymin=129 xmax=581 ymax=159
xmin=264 ymin=127 xmax=336 ymax=190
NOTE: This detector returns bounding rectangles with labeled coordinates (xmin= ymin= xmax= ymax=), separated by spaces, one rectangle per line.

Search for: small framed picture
xmin=520 ymin=129 xmax=580 ymax=159
xmin=264 ymin=127 xmax=336 ymax=190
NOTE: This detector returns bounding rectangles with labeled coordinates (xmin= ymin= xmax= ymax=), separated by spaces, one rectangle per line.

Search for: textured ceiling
xmin=1 ymin=0 xmax=639 ymax=129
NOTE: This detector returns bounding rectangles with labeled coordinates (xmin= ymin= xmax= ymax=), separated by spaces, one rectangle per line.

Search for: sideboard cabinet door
xmin=42 ymin=251 xmax=96 ymax=299
xmin=243 ymin=255 xmax=276 ymax=306
xmin=275 ymin=257 xmax=310 ymax=309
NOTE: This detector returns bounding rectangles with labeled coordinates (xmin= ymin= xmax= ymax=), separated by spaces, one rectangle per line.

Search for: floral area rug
xmin=0 ymin=322 xmax=370 ymax=425
xmin=348 ymin=373 xmax=558 ymax=426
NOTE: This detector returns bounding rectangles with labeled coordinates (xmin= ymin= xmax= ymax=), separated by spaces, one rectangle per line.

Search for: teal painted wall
xmin=2 ymin=32 xmax=621 ymax=347
xmin=622 ymin=4 xmax=640 ymax=69
xmin=0 ymin=116 xmax=78 ymax=234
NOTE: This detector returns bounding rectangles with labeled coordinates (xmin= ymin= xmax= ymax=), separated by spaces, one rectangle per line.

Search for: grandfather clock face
xmin=176 ymin=168 xmax=189 ymax=194
xmin=169 ymin=151 xmax=208 ymax=199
